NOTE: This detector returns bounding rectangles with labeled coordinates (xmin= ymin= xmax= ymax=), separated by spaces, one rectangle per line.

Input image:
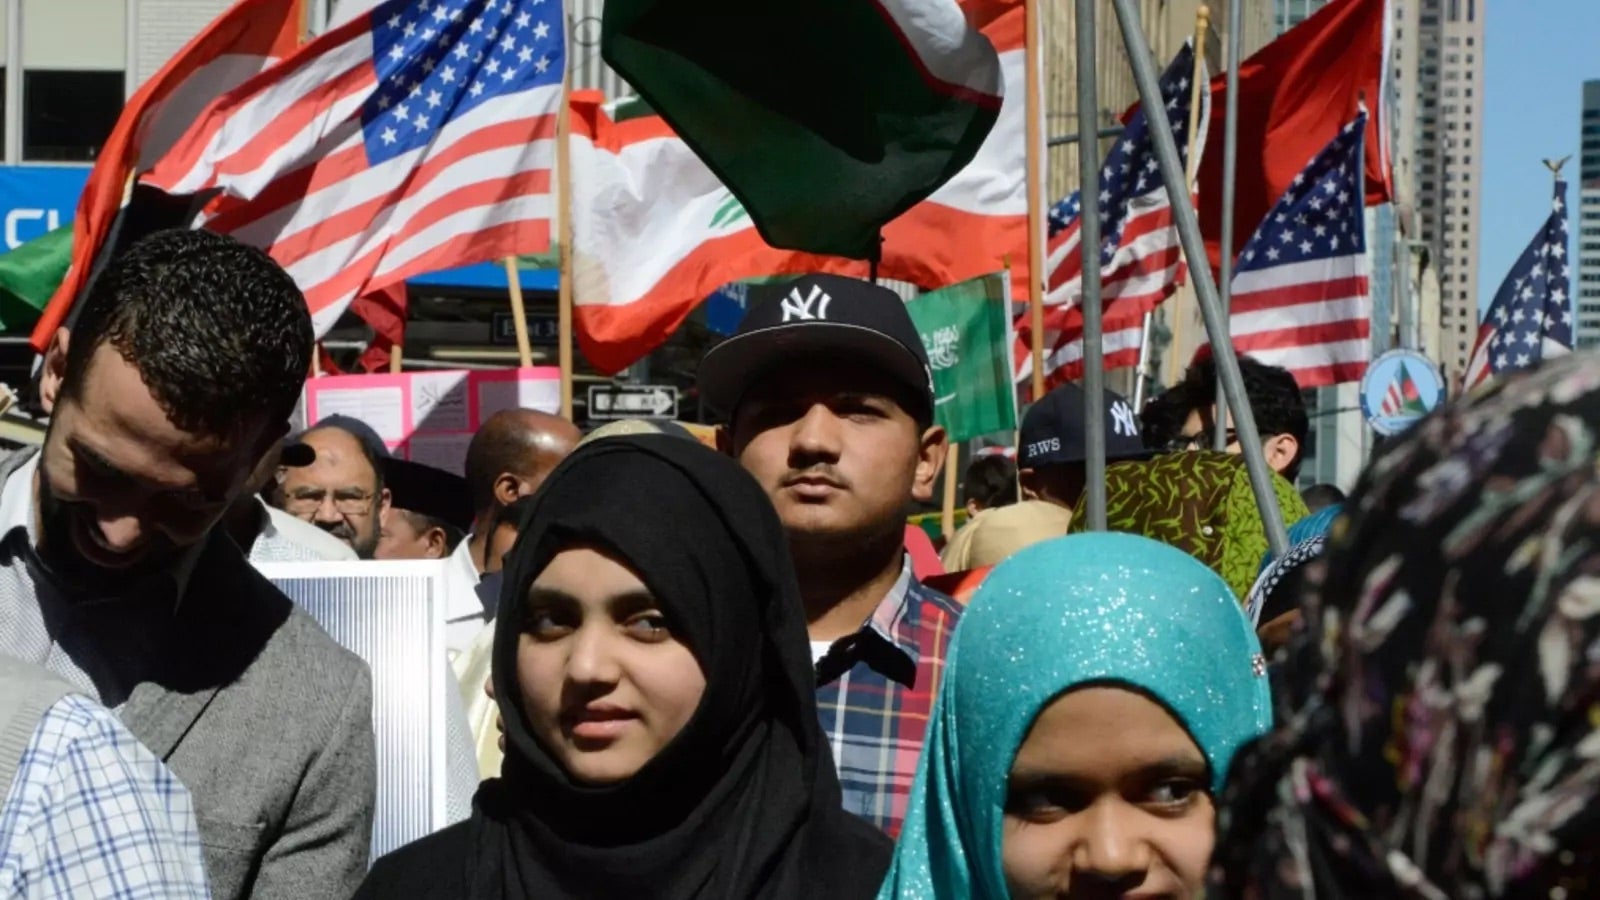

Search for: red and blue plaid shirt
xmin=813 ymin=560 xmax=964 ymax=837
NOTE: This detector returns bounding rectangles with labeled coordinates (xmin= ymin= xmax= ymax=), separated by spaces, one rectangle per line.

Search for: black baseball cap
xmin=1019 ymin=383 xmax=1155 ymax=468
xmin=382 ymin=457 xmax=473 ymax=532
xmin=697 ymin=274 xmax=935 ymax=418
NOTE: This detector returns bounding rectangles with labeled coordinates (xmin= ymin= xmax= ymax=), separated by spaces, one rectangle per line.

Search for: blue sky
xmin=1477 ymin=0 xmax=1600 ymax=303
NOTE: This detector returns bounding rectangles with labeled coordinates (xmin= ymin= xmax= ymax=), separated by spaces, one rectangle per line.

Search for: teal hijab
xmin=878 ymin=533 xmax=1272 ymax=899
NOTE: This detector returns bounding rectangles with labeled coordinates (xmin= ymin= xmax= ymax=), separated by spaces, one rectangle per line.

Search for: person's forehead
xmin=741 ymin=357 xmax=908 ymax=405
xmin=286 ymin=431 xmax=377 ymax=484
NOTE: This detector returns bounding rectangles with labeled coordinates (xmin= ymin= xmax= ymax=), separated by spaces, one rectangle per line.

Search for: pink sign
xmin=301 ymin=367 xmax=560 ymax=475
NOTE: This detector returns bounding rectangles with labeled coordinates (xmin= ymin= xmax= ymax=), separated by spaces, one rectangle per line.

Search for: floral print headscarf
xmin=1209 ymin=355 xmax=1600 ymax=899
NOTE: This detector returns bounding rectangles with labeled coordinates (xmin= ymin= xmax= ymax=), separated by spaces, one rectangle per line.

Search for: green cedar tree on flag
xmin=904 ymin=271 xmax=1016 ymax=442
xmin=0 ymin=226 xmax=72 ymax=332
xmin=601 ymin=0 xmax=1004 ymax=259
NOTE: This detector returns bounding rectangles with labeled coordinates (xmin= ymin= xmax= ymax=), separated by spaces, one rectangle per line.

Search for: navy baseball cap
xmin=697 ymin=274 xmax=935 ymax=417
xmin=1019 ymin=383 xmax=1155 ymax=468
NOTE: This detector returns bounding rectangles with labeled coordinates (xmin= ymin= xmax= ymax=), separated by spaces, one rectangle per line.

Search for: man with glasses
xmin=1145 ymin=352 xmax=1309 ymax=481
xmin=273 ymin=415 xmax=391 ymax=559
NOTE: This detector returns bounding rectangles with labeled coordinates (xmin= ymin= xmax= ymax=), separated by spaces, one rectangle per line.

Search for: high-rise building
xmin=1576 ymin=81 xmax=1600 ymax=349
xmin=1275 ymin=0 xmax=1332 ymax=32
xmin=1413 ymin=0 xmax=1486 ymax=381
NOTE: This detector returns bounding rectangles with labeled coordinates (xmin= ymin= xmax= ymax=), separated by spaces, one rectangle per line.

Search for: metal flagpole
xmin=1214 ymin=0 xmax=1244 ymax=451
xmin=1025 ymin=0 xmax=1048 ymax=402
xmin=1076 ymin=0 xmax=1107 ymax=531
xmin=1108 ymin=0 xmax=1289 ymax=556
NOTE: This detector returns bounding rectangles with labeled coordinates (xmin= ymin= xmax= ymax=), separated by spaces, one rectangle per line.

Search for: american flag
xmin=144 ymin=0 xmax=564 ymax=336
xmin=1463 ymin=180 xmax=1572 ymax=390
xmin=1014 ymin=42 xmax=1206 ymax=392
xmin=1224 ymin=112 xmax=1370 ymax=388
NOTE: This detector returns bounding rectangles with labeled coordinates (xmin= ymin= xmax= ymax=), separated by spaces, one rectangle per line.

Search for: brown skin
xmin=1177 ymin=407 xmax=1299 ymax=478
xmin=276 ymin=428 xmax=391 ymax=559
xmin=1255 ymin=609 xmax=1301 ymax=657
xmin=722 ymin=360 xmax=947 ymax=642
xmin=36 ymin=332 xmax=281 ymax=592
xmin=466 ymin=410 xmax=581 ymax=573
xmin=375 ymin=509 xmax=452 ymax=560
xmin=483 ymin=518 xmax=520 ymax=575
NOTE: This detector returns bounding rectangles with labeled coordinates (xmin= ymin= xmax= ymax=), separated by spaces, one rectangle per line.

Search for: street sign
xmin=587 ymin=384 xmax=680 ymax=420
xmin=491 ymin=311 xmax=559 ymax=346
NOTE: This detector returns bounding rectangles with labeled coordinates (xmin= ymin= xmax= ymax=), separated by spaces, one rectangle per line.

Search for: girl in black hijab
xmin=355 ymin=433 xmax=891 ymax=899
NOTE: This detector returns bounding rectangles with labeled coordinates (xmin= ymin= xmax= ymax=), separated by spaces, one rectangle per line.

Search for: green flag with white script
xmin=905 ymin=272 xmax=1016 ymax=442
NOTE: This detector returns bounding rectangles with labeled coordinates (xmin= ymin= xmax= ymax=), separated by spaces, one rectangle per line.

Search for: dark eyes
xmin=1005 ymin=777 xmax=1207 ymax=824
xmin=523 ymin=607 xmax=672 ymax=643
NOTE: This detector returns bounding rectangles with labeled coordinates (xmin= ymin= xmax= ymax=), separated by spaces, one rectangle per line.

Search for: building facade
xmin=1412 ymin=0 xmax=1485 ymax=380
xmin=1576 ymin=80 xmax=1600 ymax=349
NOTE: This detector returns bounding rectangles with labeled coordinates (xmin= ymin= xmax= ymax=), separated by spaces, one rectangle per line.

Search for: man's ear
xmin=910 ymin=425 xmax=949 ymax=505
xmin=423 ymin=525 xmax=449 ymax=559
xmin=379 ymin=487 xmax=393 ymax=516
xmin=38 ymin=328 xmax=70 ymax=415
xmin=492 ymin=473 xmax=522 ymax=508
xmin=716 ymin=419 xmax=738 ymax=458
xmin=1017 ymin=467 xmax=1042 ymax=501
xmin=1264 ymin=434 xmax=1300 ymax=477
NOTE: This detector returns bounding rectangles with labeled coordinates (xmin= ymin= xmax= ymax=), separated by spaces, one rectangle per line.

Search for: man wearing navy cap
xmin=699 ymin=273 xmax=961 ymax=837
xmin=1017 ymin=382 xmax=1154 ymax=511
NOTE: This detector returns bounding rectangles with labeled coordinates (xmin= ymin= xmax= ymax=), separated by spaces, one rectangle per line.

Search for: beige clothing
xmin=964 ymin=500 xmax=1075 ymax=569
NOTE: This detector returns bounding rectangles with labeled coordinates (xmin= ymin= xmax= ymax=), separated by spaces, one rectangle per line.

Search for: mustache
xmin=317 ymin=520 xmax=358 ymax=541
xmin=780 ymin=465 xmax=850 ymax=490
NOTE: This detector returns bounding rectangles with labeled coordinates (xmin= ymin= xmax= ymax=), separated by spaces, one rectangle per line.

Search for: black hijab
xmin=470 ymin=433 xmax=889 ymax=900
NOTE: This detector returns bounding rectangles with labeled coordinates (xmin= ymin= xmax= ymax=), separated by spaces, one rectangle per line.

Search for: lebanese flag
xmin=570 ymin=92 xmax=865 ymax=374
xmin=880 ymin=0 xmax=1026 ymax=299
xmin=1196 ymin=0 xmax=1391 ymax=271
xmin=29 ymin=0 xmax=305 ymax=352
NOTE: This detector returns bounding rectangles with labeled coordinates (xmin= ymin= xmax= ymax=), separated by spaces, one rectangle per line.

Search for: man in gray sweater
xmin=1 ymin=229 xmax=376 ymax=899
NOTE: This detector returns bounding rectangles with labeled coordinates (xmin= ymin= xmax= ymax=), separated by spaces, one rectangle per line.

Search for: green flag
xmin=905 ymin=272 xmax=1016 ymax=442
xmin=601 ymin=0 xmax=1002 ymax=259
xmin=0 ymin=225 xmax=72 ymax=333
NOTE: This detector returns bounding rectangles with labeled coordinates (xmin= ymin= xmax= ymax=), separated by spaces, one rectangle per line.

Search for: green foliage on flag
xmin=601 ymin=0 xmax=1001 ymax=259
xmin=0 ymin=225 xmax=71 ymax=333
xmin=904 ymin=272 xmax=1016 ymax=442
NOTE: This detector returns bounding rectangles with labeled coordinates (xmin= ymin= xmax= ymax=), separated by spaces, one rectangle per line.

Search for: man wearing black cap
xmin=375 ymin=458 xmax=473 ymax=562
xmin=699 ymin=273 xmax=961 ymax=837
xmin=1018 ymin=382 xmax=1153 ymax=510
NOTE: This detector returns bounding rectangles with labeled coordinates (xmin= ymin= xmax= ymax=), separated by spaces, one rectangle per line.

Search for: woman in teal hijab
xmin=880 ymin=533 xmax=1270 ymax=899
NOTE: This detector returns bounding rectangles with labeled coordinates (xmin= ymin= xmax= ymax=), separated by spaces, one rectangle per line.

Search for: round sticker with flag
xmin=1360 ymin=349 xmax=1447 ymax=437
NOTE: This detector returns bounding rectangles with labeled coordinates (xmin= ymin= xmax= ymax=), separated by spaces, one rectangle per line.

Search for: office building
xmin=1412 ymin=0 xmax=1486 ymax=380
xmin=1576 ymin=80 xmax=1600 ymax=349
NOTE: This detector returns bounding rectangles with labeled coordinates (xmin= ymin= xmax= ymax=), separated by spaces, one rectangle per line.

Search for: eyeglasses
xmin=282 ymin=487 xmax=376 ymax=516
xmin=1165 ymin=430 xmax=1237 ymax=452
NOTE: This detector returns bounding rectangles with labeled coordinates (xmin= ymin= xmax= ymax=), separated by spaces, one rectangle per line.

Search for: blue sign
xmin=704 ymin=282 xmax=751 ymax=336
xmin=407 ymin=261 xmax=558 ymax=292
xmin=0 ymin=165 xmax=90 ymax=250
xmin=1360 ymin=349 xmax=1447 ymax=437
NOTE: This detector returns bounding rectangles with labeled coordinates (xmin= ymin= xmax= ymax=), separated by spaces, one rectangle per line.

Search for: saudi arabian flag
xmin=905 ymin=272 xmax=1016 ymax=442
xmin=601 ymin=0 xmax=1003 ymax=260
xmin=0 ymin=225 xmax=71 ymax=332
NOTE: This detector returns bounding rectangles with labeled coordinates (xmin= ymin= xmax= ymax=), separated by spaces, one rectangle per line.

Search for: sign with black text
xmin=587 ymin=384 xmax=679 ymax=420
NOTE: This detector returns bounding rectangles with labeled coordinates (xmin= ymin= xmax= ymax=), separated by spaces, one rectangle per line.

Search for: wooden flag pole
xmin=1163 ymin=5 xmax=1211 ymax=387
xmin=941 ymin=442 xmax=960 ymax=540
xmin=1024 ymin=0 xmax=1046 ymax=402
xmin=504 ymin=257 xmax=535 ymax=369
xmin=388 ymin=342 xmax=403 ymax=373
xmin=554 ymin=37 xmax=575 ymax=421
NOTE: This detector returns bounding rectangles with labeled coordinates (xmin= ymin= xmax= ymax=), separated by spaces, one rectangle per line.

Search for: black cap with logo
xmin=1019 ymin=383 xmax=1155 ymax=468
xmin=697 ymin=274 xmax=935 ymax=418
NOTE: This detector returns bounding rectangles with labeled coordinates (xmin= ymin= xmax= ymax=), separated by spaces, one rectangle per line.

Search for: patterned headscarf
xmin=1210 ymin=355 xmax=1600 ymax=899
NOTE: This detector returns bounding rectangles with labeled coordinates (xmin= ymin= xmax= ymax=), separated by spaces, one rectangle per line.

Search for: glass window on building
xmin=20 ymin=0 xmax=126 ymax=162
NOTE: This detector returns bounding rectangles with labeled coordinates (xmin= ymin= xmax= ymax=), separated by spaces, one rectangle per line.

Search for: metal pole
xmin=1213 ymin=0 xmax=1243 ymax=451
xmin=1109 ymin=0 xmax=1289 ymax=556
xmin=1076 ymin=0 xmax=1107 ymax=532
xmin=1131 ymin=311 xmax=1155 ymax=410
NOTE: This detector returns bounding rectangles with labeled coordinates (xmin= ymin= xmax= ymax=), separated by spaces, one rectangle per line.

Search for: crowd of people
xmin=0 ymin=229 xmax=1594 ymax=899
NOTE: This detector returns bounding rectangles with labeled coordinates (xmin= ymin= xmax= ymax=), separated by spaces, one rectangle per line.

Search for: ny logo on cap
xmin=1110 ymin=400 xmax=1138 ymax=437
xmin=780 ymin=285 xmax=832 ymax=323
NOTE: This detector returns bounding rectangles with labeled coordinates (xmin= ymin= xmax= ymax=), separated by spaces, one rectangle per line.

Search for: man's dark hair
xmin=1300 ymin=482 xmax=1346 ymax=513
xmin=1138 ymin=386 xmax=1192 ymax=451
xmin=62 ymin=229 xmax=312 ymax=436
xmin=963 ymin=454 xmax=1017 ymax=510
xmin=394 ymin=509 xmax=464 ymax=554
xmin=1175 ymin=354 xmax=1310 ymax=480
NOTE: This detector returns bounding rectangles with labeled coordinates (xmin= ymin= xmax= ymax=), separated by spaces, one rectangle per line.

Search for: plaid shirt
xmin=814 ymin=560 xmax=964 ymax=837
xmin=0 ymin=694 xmax=210 ymax=899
